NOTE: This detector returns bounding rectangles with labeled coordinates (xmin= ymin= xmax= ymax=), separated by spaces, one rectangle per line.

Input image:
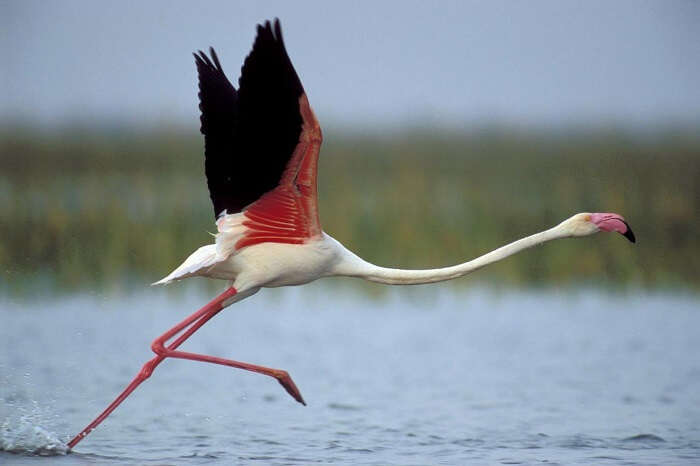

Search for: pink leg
xmin=67 ymin=287 xmax=304 ymax=449
xmin=150 ymin=333 xmax=305 ymax=406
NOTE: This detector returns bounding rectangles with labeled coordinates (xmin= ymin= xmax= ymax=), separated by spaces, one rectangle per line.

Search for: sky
xmin=2 ymin=0 xmax=699 ymax=130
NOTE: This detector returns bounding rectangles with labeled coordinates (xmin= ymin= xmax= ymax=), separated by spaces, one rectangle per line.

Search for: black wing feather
xmin=194 ymin=19 xmax=305 ymax=218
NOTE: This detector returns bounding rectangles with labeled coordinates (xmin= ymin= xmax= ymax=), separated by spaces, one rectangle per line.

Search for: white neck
xmin=330 ymin=226 xmax=568 ymax=285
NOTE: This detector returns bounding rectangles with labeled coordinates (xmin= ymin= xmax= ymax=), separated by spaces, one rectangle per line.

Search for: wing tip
xmin=193 ymin=48 xmax=228 ymax=82
xmin=209 ymin=47 xmax=223 ymax=71
xmin=255 ymin=18 xmax=284 ymax=42
xmin=273 ymin=18 xmax=282 ymax=40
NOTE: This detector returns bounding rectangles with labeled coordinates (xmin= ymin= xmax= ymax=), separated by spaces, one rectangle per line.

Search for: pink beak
xmin=590 ymin=213 xmax=636 ymax=243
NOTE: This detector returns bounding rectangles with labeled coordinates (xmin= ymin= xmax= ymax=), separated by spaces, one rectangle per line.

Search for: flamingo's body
xmin=154 ymin=213 xmax=339 ymax=289
xmin=68 ymin=19 xmax=635 ymax=449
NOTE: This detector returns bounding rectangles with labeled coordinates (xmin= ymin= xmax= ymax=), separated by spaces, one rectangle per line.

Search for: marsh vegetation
xmin=1 ymin=126 xmax=697 ymax=293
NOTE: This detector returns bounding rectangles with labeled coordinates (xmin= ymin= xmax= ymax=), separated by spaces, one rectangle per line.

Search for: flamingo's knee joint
xmin=150 ymin=339 xmax=167 ymax=356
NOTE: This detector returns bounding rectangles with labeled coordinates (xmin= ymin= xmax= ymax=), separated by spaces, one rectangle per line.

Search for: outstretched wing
xmin=194 ymin=19 xmax=323 ymax=247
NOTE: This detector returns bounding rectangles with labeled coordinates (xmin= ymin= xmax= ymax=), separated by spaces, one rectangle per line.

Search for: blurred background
xmin=1 ymin=0 xmax=699 ymax=294
xmin=2 ymin=2 xmax=700 ymax=462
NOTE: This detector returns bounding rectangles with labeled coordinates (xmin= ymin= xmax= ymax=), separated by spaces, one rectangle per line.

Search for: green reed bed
xmin=1 ymin=127 xmax=698 ymax=293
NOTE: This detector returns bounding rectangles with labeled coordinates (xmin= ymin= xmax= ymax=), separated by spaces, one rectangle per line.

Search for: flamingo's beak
xmin=591 ymin=213 xmax=636 ymax=243
xmin=621 ymin=221 xmax=636 ymax=243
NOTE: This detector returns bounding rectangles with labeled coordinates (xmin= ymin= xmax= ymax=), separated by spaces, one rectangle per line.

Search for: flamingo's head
xmin=559 ymin=212 xmax=636 ymax=243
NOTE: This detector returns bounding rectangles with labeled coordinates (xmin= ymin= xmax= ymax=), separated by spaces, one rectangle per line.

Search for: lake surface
xmin=1 ymin=285 xmax=699 ymax=465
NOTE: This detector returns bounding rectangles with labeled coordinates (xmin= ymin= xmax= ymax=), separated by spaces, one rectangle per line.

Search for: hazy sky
xmin=2 ymin=0 xmax=699 ymax=129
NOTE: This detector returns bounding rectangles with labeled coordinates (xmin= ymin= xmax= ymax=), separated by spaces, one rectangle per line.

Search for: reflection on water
xmin=1 ymin=285 xmax=699 ymax=464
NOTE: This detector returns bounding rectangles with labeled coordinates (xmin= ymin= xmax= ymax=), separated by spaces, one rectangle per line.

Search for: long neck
xmin=331 ymin=226 xmax=567 ymax=285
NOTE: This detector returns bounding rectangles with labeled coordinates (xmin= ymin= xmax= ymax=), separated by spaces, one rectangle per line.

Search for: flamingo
xmin=67 ymin=19 xmax=635 ymax=448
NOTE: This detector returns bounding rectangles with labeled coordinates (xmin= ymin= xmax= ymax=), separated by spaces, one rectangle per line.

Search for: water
xmin=1 ymin=285 xmax=699 ymax=465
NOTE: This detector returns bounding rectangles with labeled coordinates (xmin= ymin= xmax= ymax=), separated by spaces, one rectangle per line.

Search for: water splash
xmin=0 ymin=415 xmax=69 ymax=456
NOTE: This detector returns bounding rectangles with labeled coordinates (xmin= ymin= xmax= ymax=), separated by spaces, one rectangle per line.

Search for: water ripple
xmin=622 ymin=433 xmax=666 ymax=443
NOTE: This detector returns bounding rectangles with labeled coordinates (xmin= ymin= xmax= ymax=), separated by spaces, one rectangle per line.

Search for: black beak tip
xmin=622 ymin=221 xmax=636 ymax=243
